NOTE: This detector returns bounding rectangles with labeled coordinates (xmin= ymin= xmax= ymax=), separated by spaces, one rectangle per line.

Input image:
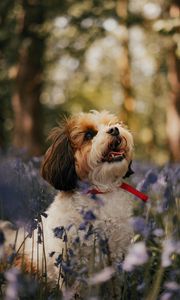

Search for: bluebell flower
xmin=61 ymin=261 xmax=73 ymax=273
xmin=53 ymin=226 xmax=65 ymax=239
xmin=7 ymin=252 xmax=16 ymax=265
xmin=88 ymin=267 xmax=115 ymax=285
xmin=77 ymin=180 xmax=90 ymax=193
xmin=79 ymin=221 xmax=88 ymax=231
xmin=160 ymin=292 xmax=172 ymax=300
xmin=130 ymin=217 xmax=149 ymax=237
xmin=90 ymin=194 xmax=99 ymax=200
xmin=137 ymin=170 xmax=158 ymax=192
xmin=161 ymin=239 xmax=179 ymax=267
xmin=5 ymin=268 xmax=20 ymax=300
xmin=26 ymin=219 xmax=38 ymax=236
xmin=164 ymin=281 xmax=180 ymax=292
xmin=90 ymin=193 xmax=104 ymax=206
xmin=123 ymin=242 xmax=149 ymax=271
xmin=54 ymin=254 xmax=63 ymax=267
xmin=153 ymin=228 xmax=164 ymax=237
xmin=5 ymin=266 xmax=38 ymax=299
xmin=83 ymin=210 xmax=96 ymax=221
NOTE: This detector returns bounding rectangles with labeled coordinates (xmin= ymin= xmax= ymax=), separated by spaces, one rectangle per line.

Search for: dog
xmin=1 ymin=110 xmax=135 ymax=284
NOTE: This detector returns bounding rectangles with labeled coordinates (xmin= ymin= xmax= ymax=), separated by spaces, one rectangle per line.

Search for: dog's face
xmin=41 ymin=111 xmax=134 ymax=191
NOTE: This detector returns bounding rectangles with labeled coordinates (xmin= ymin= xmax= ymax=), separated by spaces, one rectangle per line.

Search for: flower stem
xmin=145 ymin=266 xmax=164 ymax=300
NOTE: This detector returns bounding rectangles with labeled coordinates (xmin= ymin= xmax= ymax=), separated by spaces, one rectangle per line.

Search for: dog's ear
xmin=41 ymin=125 xmax=78 ymax=191
xmin=123 ymin=161 xmax=134 ymax=178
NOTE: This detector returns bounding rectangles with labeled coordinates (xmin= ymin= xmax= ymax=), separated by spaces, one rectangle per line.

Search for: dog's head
xmin=41 ymin=111 xmax=134 ymax=191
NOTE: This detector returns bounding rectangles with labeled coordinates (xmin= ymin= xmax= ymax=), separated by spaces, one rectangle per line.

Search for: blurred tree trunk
xmin=167 ymin=46 xmax=180 ymax=162
xmin=12 ymin=0 xmax=45 ymax=156
xmin=116 ymin=0 xmax=135 ymax=124
xmin=0 ymin=102 xmax=5 ymax=149
xmin=166 ymin=1 xmax=180 ymax=162
xmin=0 ymin=1 xmax=15 ymax=150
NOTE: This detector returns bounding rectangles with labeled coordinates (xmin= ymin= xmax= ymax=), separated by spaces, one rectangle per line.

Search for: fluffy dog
xmin=2 ymin=110 xmax=135 ymax=283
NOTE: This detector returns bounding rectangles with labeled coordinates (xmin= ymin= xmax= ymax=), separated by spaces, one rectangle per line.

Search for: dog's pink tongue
xmin=108 ymin=150 xmax=124 ymax=159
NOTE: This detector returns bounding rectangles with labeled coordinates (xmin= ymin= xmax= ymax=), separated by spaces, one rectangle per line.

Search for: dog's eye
xmin=84 ymin=130 xmax=97 ymax=141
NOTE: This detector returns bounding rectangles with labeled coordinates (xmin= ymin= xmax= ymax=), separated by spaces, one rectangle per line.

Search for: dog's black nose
xmin=107 ymin=127 xmax=119 ymax=136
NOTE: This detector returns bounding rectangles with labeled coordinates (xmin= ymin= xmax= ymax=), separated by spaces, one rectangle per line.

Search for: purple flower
xmin=161 ymin=281 xmax=180 ymax=300
xmin=53 ymin=226 xmax=65 ymax=239
xmin=7 ymin=252 xmax=16 ymax=265
xmin=5 ymin=267 xmax=37 ymax=299
xmin=130 ymin=217 xmax=149 ymax=237
xmin=5 ymin=268 xmax=20 ymax=300
xmin=123 ymin=242 xmax=149 ymax=271
xmin=61 ymin=261 xmax=73 ymax=273
xmin=88 ymin=267 xmax=115 ymax=285
xmin=54 ymin=254 xmax=62 ymax=267
xmin=79 ymin=221 xmax=88 ymax=230
xmin=165 ymin=281 xmax=180 ymax=291
xmin=137 ymin=170 xmax=158 ymax=192
xmin=77 ymin=180 xmax=90 ymax=193
xmin=161 ymin=239 xmax=179 ymax=267
xmin=83 ymin=210 xmax=96 ymax=221
xmin=153 ymin=228 xmax=164 ymax=237
xmin=25 ymin=219 xmax=38 ymax=236
xmin=160 ymin=292 xmax=172 ymax=300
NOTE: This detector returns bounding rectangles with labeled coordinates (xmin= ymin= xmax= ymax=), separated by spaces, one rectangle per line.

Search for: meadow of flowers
xmin=0 ymin=152 xmax=179 ymax=300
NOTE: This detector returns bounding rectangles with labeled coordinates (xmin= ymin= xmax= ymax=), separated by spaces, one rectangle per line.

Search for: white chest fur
xmin=42 ymin=189 xmax=133 ymax=278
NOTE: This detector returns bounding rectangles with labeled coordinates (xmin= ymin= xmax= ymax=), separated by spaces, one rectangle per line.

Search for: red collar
xmin=87 ymin=182 xmax=148 ymax=202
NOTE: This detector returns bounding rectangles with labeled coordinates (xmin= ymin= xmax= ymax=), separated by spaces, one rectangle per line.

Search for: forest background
xmin=0 ymin=0 xmax=180 ymax=164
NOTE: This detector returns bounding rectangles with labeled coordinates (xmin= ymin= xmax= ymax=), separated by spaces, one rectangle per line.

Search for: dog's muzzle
xmin=102 ymin=131 xmax=127 ymax=163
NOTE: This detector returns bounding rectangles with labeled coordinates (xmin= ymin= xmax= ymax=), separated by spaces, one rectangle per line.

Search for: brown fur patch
xmin=41 ymin=120 xmax=78 ymax=191
xmin=14 ymin=254 xmax=37 ymax=274
xmin=75 ymin=144 xmax=92 ymax=179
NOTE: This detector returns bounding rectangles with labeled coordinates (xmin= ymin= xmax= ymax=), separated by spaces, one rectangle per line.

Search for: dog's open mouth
xmin=102 ymin=137 xmax=126 ymax=163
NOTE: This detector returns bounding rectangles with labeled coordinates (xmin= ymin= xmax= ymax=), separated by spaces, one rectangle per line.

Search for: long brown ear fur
xmin=41 ymin=123 xmax=78 ymax=191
